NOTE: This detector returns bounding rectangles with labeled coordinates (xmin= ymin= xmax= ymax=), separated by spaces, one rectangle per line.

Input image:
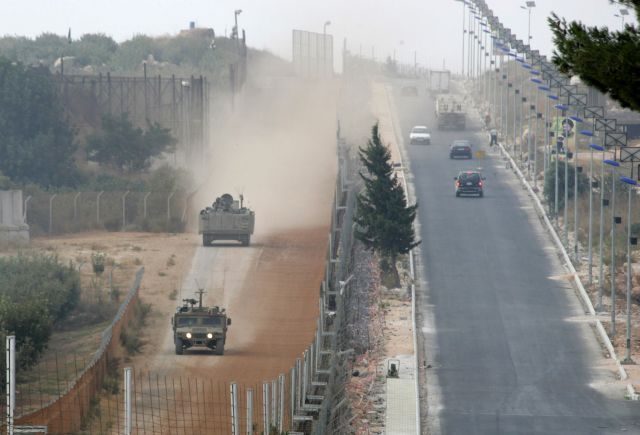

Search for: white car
xmin=409 ymin=126 xmax=431 ymax=145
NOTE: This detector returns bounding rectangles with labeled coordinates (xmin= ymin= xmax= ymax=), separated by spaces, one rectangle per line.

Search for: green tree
xmin=355 ymin=123 xmax=420 ymax=286
xmin=543 ymin=159 xmax=590 ymax=211
xmin=86 ymin=113 xmax=176 ymax=171
xmin=73 ymin=33 xmax=118 ymax=67
xmin=0 ymin=57 xmax=78 ymax=186
xmin=111 ymin=35 xmax=162 ymax=70
xmin=549 ymin=1 xmax=640 ymax=111
xmin=161 ymin=34 xmax=211 ymax=66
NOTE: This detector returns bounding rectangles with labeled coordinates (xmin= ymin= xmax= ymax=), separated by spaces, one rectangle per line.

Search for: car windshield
xmin=201 ymin=317 xmax=223 ymax=326
xmin=177 ymin=316 xmax=222 ymax=327
xmin=454 ymin=145 xmax=470 ymax=150
xmin=459 ymin=173 xmax=480 ymax=183
xmin=453 ymin=141 xmax=470 ymax=146
xmin=412 ymin=127 xmax=429 ymax=133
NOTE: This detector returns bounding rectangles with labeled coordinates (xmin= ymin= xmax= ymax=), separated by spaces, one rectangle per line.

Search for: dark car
xmin=449 ymin=140 xmax=472 ymax=159
xmin=455 ymin=171 xmax=485 ymax=197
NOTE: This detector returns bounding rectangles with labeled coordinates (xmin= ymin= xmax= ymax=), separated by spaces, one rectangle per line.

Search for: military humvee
xmin=199 ymin=193 xmax=255 ymax=246
xmin=171 ymin=289 xmax=231 ymax=355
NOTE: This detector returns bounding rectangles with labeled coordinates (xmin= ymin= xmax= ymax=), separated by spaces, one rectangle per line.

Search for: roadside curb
xmin=494 ymin=139 xmax=639 ymax=400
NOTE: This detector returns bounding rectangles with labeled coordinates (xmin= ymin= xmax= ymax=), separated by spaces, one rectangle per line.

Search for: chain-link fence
xmin=25 ymin=191 xmax=191 ymax=236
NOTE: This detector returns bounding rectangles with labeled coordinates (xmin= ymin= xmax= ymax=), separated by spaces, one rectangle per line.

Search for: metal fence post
xmin=97 ymin=191 xmax=104 ymax=224
xmin=23 ymin=195 xmax=31 ymax=223
xmin=122 ymin=190 xmax=130 ymax=230
xmin=143 ymin=192 xmax=151 ymax=219
xmin=302 ymin=350 xmax=309 ymax=404
xmin=271 ymin=379 xmax=277 ymax=428
xmin=230 ymin=382 xmax=239 ymax=435
xmin=73 ymin=192 xmax=81 ymax=221
xmin=109 ymin=264 xmax=119 ymax=293
xmin=290 ymin=367 xmax=296 ymax=427
xmin=262 ymin=382 xmax=270 ymax=432
xmin=296 ymin=357 xmax=303 ymax=411
xmin=246 ymin=388 xmax=254 ymax=435
xmin=310 ymin=341 xmax=316 ymax=381
xmin=124 ymin=367 xmax=132 ymax=435
xmin=48 ymin=193 xmax=57 ymax=235
xmin=6 ymin=335 xmax=15 ymax=435
xmin=278 ymin=374 xmax=285 ymax=432
xmin=167 ymin=191 xmax=175 ymax=223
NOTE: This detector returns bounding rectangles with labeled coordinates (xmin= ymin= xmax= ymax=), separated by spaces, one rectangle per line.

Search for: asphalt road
xmin=390 ymin=79 xmax=640 ymax=435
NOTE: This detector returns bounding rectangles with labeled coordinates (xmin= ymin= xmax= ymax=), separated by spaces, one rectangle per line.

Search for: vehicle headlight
xmin=207 ymin=333 xmax=213 ymax=339
xmin=186 ymin=332 xmax=192 ymax=339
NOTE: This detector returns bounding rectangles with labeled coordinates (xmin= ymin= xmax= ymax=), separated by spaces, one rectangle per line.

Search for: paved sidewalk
xmin=385 ymin=355 xmax=418 ymax=435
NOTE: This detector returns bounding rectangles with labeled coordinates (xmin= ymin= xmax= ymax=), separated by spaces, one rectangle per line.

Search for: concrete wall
xmin=0 ymin=190 xmax=29 ymax=246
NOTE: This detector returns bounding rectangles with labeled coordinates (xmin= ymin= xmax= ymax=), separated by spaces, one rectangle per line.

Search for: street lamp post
xmin=521 ymin=1 xmax=536 ymax=44
xmin=468 ymin=8 xmax=473 ymax=77
xmin=549 ymin=96 xmax=560 ymax=222
xmin=459 ymin=0 xmax=466 ymax=76
xmin=619 ymin=176 xmax=636 ymax=364
xmin=514 ymin=86 xmax=520 ymax=156
xmin=538 ymin=85 xmax=551 ymax=188
xmin=530 ymin=75 xmax=543 ymax=188
xmin=604 ymin=158 xmax=621 ymax=338
xmin=594 ymin=145 xmax=606 ymax=310
xmin=615 ymin=8 xmax=629 ymax=29
xmin=234 ymin=9 xmax=242 ymax=41
xmin=323 ymin=21 xmax=331 ymax=78
xmin=554 ymin=104 xmax=569 ymax=245
xmin=571 ymin=118 xmax=587 ymax=263
xmin=588 ymin=143 xmax=604 ymax=289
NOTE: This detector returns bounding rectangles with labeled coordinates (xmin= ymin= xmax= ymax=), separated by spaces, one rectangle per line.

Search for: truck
xmin=427 ymin=70 xmax=451 ymax=94
xmin=436 ymin=95 xmax=466 ymax=130
xmin=171 ymin=289 xmax=231 ymax=355
xmin=198 ymin=193 xmax=255 ymax=246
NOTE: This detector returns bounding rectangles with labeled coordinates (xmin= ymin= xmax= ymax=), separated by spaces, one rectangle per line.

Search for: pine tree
xmin=548 ymin=1 xmax=640 ymax=111
xmin=355 ymin=123 xmax=420 ymax=286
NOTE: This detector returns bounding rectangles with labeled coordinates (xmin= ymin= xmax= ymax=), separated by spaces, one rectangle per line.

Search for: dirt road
xmin=134 ymin=228 xmax=326 ymax=384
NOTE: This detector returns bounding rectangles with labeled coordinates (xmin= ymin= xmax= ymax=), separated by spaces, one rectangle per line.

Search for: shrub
xmin=0 ymin=254 xmax=80 ymax=381
xmin=91 ymin=252 xmax=106 ymax=275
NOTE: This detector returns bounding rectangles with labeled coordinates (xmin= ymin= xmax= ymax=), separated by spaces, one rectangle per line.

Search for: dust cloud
xmin=195 ymin=57 xmax=339 ymax=236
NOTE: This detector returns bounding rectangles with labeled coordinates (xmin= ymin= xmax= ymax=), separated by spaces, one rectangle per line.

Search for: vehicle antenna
xmin=194 ymin=278 xmax=206 ymax=308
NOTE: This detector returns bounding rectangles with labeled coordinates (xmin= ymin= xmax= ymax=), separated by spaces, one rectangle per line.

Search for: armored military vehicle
xmin=198 ymin=193 xmax=255 ymax=246
xmin=171 ymin=289 xmax=231 ymax=355
xmin=436 ymin=95 xmax=466 ymax=130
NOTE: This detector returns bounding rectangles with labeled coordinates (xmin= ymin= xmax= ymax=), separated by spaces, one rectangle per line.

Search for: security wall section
xmin=0 ymin=190 xmax=29 ymax=245
xmin=292 ymin=29 xmax=333 ymax=78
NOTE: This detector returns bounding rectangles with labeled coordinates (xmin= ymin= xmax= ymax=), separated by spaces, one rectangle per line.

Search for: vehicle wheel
xmin=455 ymin=192 xmax=460 ymax=197
xmin=240 ymin=236 xmax=250 ymax=246
xmin=175 ymin=338 xmax=184 ymax=355
xmin=479 ymin=191 xmax=484 ymax=198
xmin=214 ymin=340 xmax=225 ymax=355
